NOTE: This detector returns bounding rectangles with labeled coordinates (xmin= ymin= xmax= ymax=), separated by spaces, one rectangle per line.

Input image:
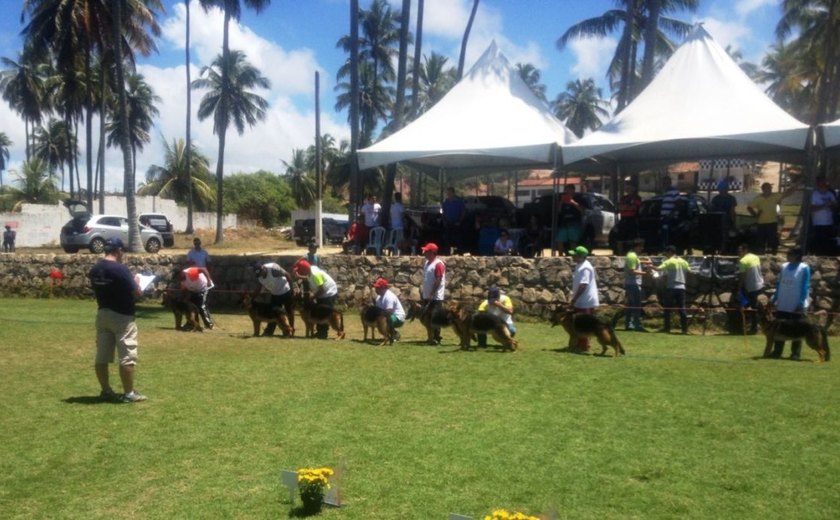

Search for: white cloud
xmin=735 ymin=0 xmax=777 ymax=17
xmin=568 ymin=36 xmax=616 ymax=81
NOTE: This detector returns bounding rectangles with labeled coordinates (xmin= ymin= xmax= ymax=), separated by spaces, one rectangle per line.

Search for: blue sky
xmin=0 ymin=0 xmax=782 ymax=190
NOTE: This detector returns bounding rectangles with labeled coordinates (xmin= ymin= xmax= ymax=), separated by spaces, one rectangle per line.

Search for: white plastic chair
xmin=365 ymin=226 xmax=387 ymax=256
xmin=384 ymin=228 xmax=402 ymax=256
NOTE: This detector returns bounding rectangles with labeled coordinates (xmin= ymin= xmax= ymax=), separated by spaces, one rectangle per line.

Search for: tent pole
xmin=550 ymin=147 xmax=562 ymax=257
xmin=799 ymin=125 xmax=823 ymax=253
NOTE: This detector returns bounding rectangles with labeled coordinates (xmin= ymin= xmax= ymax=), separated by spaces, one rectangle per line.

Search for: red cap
xmin=421 ymin=242 xmax=439 ymax=253
xmin=295 ymin=259 xmax=311 ymax=275
xmin=186 ymin=267 xmax=200 ymax=281
xmin=373 ymin=278 xmax=389 ymax=289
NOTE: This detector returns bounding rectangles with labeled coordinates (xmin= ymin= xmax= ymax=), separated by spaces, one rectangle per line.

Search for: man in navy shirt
xmin=89 ymin=238 xmax=146 ymax=403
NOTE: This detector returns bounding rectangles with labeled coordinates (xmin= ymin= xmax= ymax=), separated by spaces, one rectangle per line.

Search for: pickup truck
xmin=293 ymin=218 xmax=349 ymax=246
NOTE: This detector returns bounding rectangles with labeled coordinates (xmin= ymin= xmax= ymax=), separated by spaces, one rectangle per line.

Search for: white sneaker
xmin=121 ymin=390 xmax=148 ymax=403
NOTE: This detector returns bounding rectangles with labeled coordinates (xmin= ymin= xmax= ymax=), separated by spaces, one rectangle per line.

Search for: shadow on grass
xmin=62 ymin=395 xmax=120 ymax=405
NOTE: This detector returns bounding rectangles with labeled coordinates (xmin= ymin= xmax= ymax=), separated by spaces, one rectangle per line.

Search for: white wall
xmin=0 ymin=196 xmax=237 ymax=247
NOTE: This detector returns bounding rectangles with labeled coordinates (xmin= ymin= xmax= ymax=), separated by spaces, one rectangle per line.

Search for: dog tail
xmin=610 ymin=326 xmax=625 ymax=355
xmin=823 ymin=329 xmax=831 ymax=361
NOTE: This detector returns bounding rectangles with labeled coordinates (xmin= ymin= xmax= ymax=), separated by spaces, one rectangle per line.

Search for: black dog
xmin=361 ymin=305 xmax=393 ymax=345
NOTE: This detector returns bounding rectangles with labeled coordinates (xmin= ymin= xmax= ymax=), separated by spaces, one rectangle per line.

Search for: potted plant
xmin=297 ymin=467 xmax=334 ymax=513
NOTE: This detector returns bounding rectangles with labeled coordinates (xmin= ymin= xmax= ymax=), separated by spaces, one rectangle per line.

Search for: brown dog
xmin=467 ymin=310 xmax=519 ymax=351
xmin=242 ymin=293 xmax=294 ymax=337
xmin=162 ymin=291 xmax=202 ymax=332
xmin=296 ymin=296 xmax=345 ymax=339
xmin=361 ymin=305 xmax=393 ymax=345
xmin=759 ymin=305 xmax=830 ymax=361
xmin=549 ymin=307 xmax=624 ymax=356
xmin=406 ymin=300 xmax=456 ymax=344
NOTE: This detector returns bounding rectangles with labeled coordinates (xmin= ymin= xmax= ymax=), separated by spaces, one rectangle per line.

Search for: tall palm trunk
xmin=640 ymin=0 xmax=661 ymax=89
xmin=382 ymin=0 xmax=411 ymax=222
xmin=65 ymin=112 xmax=75 ymax=198
xmin=349 ymin=0 xmax=360 ymax=214
xmin=98 ymin=64 xmax=106 ymax=213
xmin=410 ymin=0 xmax=424 ymax=118
xmin=85 ymin=48 xmax=94 ymax=211
xmin=617 ymin=0 xmax=637 ymax=111
xmin=813 ymin=0 xmax=838 ymax=124
xmin=214 ymin=9 xmax=232 ymax=245
xmin=457 ymin=0 xmax=480 ymax=79
xmin=112 ymin=0 xmax=139 ymax=251
xmin=185 ymin=0 xmax=194 ymax=234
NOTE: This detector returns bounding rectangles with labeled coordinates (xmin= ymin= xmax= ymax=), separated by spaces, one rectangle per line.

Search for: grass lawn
xmin=1 ymin=297 xmax=838 ymax=519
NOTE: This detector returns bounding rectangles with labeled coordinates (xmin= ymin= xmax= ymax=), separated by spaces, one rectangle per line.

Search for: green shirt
xmin=660 ymin=256 xmax=690 ymax=290
xmin=624 ymin=252 xmax=641 ymax=287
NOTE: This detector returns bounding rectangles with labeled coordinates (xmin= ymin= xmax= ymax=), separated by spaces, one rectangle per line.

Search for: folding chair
xmin=364 ymin=226 xmax=387 ymax=256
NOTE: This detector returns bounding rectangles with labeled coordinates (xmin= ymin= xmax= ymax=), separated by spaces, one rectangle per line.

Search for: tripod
xmin=695 ymin=254 xmax=725 ymax=336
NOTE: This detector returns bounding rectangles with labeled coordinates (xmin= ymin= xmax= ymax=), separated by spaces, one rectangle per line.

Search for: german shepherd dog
xmin=361 ymin=305 xmax=393 ymax=345
xmin=295 ymin=295 xmax=345 ymax=339
xmin=162 ymin=291 xmax=202 ymax=332
xmin=549 ymin=306 xmax=625 ymax=356
xmin=759 ymin=305 xmax=830 ymax=361
xmin=464 ymin=310 xmax=519 ymax=351
xmin=406 ymin=300 xmax=456 ymax=344
xmin=241 ymin=293 xmax=294 ymax=337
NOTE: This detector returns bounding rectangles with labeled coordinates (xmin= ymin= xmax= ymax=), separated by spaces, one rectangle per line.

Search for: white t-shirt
xmin=421 ymin=257 xmax=446 ymax=301
xmin=572 ymin=259 xmax=599 ymax=309
xmin=258 ymin=262 xmax=291 ymax=295
xmin=363 ymin=201 xmax=382 ymax=227
xmin=182 ymin=269 xmax=209 ymax=292
xmin=375 ymin=289 xmax=406 ymax=321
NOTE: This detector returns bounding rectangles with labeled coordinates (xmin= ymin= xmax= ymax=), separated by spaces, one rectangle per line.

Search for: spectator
xmin=809 ymin=176 xmax=837 ymax=256
xmin=293 ymin=259 xmax=338 ymax=339
xmin=493 ymin=229 xmax=516 ymax=256
xmin=253 ymin=261 xmax=296 ymax=337
xmin=769 ymin=247 xmax=811 ymax=360
xmin=372 ymin=277 xmax=406 ymax=341
xmin=342 ymin=215 xmax=363 ymax=254
xmin=420 ymin=242 xmax=446 ymax=345
xmin=624 ymin=238 xmax=650 ymax=332
xmin=476 ymin=286 xmax=516 ymax=347
xmin=557 ymin=185 xmax=583 ymax=254
xmin=441 ymin=187 xmax=466 ymax=255
xmin=187 ymin=237 xmax=210 ymax=268
xmin=3 ymin=224 xmax=16 ymax=253
xmin=736 ymin=243 xmax=764 ymax=335
xmin=655 ymin=245 xmax=690 ymax=334
xmin=303 ymin=239 xmax=321 ymax=266
xmin=616 ymin=186 xmax=642 ymax=252
xmin=748 ymin=182 xmax=796 ymax=254
xmin=390 ymin=192 xmax=405 ymax=246
xmin=180 ymin=265 xmax=215 ymax=329
xmin=359 ymin=194 xmax=381 ymax=245
xmin=659 ymin=177 xmax=682 ymax=249
xmin=569 ymin=245 xmax=599 ymax=352
xmin=89 ymin=238 xmax=146 ymax=403
xmin=710 ymin=181 xmax=737 ymax=250
xmin=519 ymin=215 xmax=543 ymax=258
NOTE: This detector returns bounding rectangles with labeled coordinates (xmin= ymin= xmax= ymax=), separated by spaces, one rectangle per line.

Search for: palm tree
xmin=776 ymin=0 xmax=840 ymax=123
xmin=457 ymin=0 xmax=480 ymax=79
xmin=0 ymin=47 xmax=46 ymax=162
xmin=192 ymin=49 xmax=270 ymax=241
xmin=409 ymin=0 xmax=425 ymax=120
xmin=412 ymin=52 xmax=457 ymax=114
xmin=551 ymin=78 xmax=610 ymax=138
xmin=0 ymin=132 xmax=11 ymax=188
xmin=106 ymin=73 xmax=160 ymax=180
xmin=756 ymin=41 xmax=811 ymax=119
xmin=198 ymin=0 xmax=272 ymax=244
xmin=283 ymin=148 xmax=317 ymax=209
xmin=516 ymin=63 xmax=548 ymax=103
xmin=7 ymin=157 xmax=60 ymax=209
xmin=139 ymin=137 xmax=215 ymax=210
xmin=33 ymin=118 xmax=76 ymax=190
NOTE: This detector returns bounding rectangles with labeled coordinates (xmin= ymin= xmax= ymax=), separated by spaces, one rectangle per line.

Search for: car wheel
xmin=62 ymin=246 xmax=80 ymax=253
xmin=89 ymin=237 xmax=106 ymax=254
xmin=145 ymin=237 xmax=161 ymax=253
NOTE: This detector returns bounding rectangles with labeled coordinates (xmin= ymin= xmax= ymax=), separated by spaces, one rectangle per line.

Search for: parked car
xmin=139 ymin=213 xmax=175 ymax=247
xmin=293 ymin=218 xmax=349 ymax=246
xmin=629 ymin=193 xmax=711 ymax=254
xmin=60 ymin=214 xmax=165 ymax=254
xmin=518 ymin=192 xmax=618 ymax=249
xmin=462 ymin=195 xmax=518 ymax=227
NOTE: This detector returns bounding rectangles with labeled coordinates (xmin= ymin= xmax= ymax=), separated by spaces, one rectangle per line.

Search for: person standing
xmin=293 ymin=260 xmax=338 ymax=339
xmin=89 ymin=238 xmax=146 ymax=403
xmin=187 ymin=237 xmax=210 ymax=268
xmin=359 ymin=194 xmax=381 ymax=246
xmin=569 ymin=245 xmax=599 ymax=352
xmin=441 ymin=187 xmax=466 ymax=255
xmin=769 ymin=247 xmax=811 ymax=360
xmin=748 ymin=182 xmax=796 ymax=254
xmin=476 ymin=287 xmax=516 ymax=347
xmin=659 ymin=177 xmax=682 ymax=250
xmin=3 ymin=224 xmax=16 ymax=253
xmin=617 ymin=186 xmax=642 ymax=251
xmin=303 ymin=239 xmax=320 ymax=266
xmin=373 ymin=277 xmax=406 ymax=342
xmin=389 ymin=192 xmax=405 ymax=246
xmin=808 ymin=176 xmax=837 ymax=256
xmin=180 ymin=265 xmax=215 ymax=329
xmin=420 ymin=242 xmax=446 ymax=345
xmin=623 ymin=238 xmax=650 ymax=332
xmin=557 ymin=185 xmax=583 ymax=254
xmin=736 ymin=243 xmax=764 ymax=335
xmin=655 ymin=245 xmax=690 ymax=334
xmin=253 ymin=262 xmax=296 ymax=336
xmin=710 ymin=182 xmax=738 ymax=251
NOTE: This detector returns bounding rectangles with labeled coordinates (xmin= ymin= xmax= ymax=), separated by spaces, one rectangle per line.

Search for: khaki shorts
xmin=95 ymin=308 xmax=139 ymax=366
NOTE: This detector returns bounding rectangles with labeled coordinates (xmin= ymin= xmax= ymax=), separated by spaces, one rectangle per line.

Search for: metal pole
xmin=315 ymin=71 xmax=323 ymax=247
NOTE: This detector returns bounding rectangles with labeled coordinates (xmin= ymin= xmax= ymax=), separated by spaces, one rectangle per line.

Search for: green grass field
xmin=1 ymin=297 xmax=838 ymax=519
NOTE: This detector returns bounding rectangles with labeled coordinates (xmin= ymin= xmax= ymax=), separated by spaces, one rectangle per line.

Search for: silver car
xmin=60 ymin=214 xmax=164 ymax=254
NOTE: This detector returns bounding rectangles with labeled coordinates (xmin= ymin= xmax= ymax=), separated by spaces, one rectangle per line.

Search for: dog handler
xmin=253 ymin=262 xmax=296 ymax=336
xmin=476 ymin=287 xmax=516 ymax=347
xmin=293 ymin=260 xmax=338 ymax=339
xmin=373 ymin=278 xmax=406 ymax=341
xmin=420 ymin=242 xmax=446 ymax=345
xmin=89 ymin=238 xmax=146 ymax=403
xmin=569 ymin=245 xmax=599 ymax=352
xmin=180 ymin=265 xmax=215 ymax=329
xmin=769 ymin=247 xmax=811 ymax=360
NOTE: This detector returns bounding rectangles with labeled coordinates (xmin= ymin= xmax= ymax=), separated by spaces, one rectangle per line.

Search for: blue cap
xmin=488 ymin=287 xmax=500 ymax=300
xmin=717 ymin=180 xmax=729 ymax=191
xmin=104 ymin=238 xmax=125 ymax=252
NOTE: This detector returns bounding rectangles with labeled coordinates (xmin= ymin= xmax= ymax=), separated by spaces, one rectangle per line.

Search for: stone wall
xmin=2 ymin=252 xmax=838 ymax=318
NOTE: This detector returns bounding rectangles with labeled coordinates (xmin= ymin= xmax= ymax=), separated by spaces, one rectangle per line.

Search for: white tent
xmin=562 ymin=26 xmax=810 ymax=171
xmin=824 ymin=118 xmax=840 ymax=151
xmin=357 ymin=42 xmax=577 ymax=172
